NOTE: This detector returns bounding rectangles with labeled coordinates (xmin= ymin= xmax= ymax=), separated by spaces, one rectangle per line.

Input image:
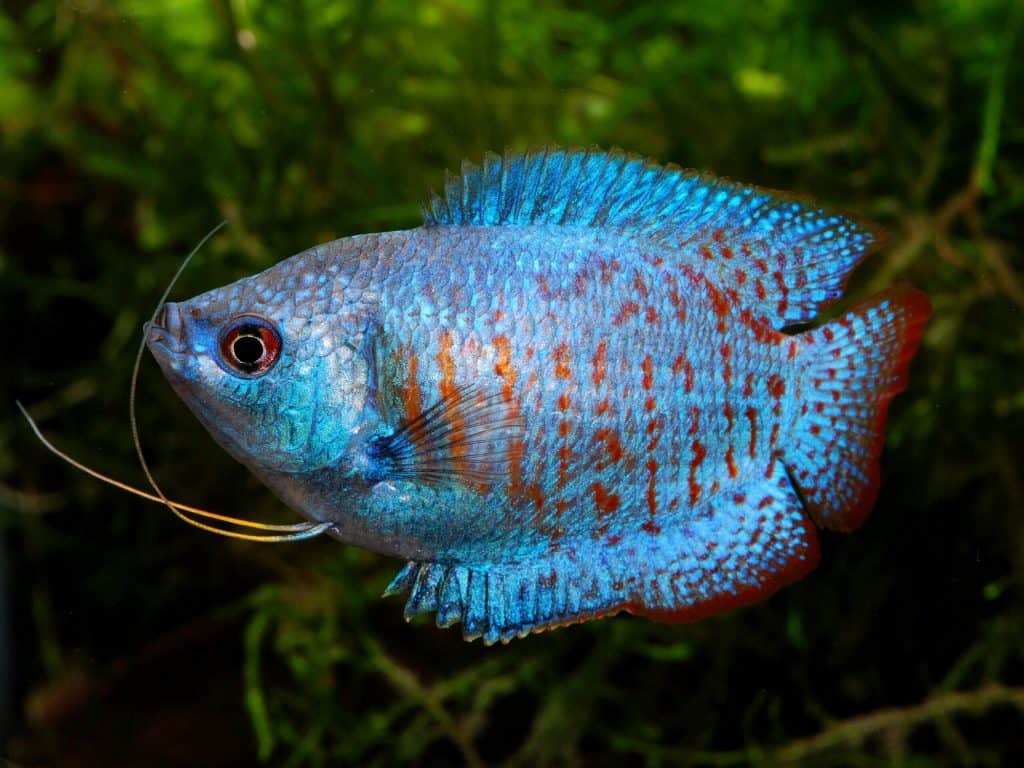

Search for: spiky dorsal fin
xmin=422 ymin=146 xmax=882 ymax=328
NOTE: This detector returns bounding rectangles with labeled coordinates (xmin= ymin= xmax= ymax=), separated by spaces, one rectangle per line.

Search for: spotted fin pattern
xmin=385 ymin=462 xmax=819 ymax=644
xmin=787 ymin=286 xmax=931 ymax=531
xmin=422 ymin=146 xmax=881 ymax=328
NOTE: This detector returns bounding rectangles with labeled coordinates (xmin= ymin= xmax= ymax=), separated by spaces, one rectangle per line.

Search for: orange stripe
xmin=688 ymin=439 xmax=707 ymax=505
xmin=591 ymin=341 xmax=607 ymax=387
xmin=435 ymin=331 xmax=465 ymax=472
xmin=641 ymin=354 xmax=654 ymax=390
xmin=402 ymin=349 xmax=422 ymax=421
xmin=507 ymin=438 xmax=524 ymax=497
xmin=436 ymin=330 xmax=457 ymax=399
xmin=492 ymin=334 xmax=524 ymax=496
xmin=592 ymin=482 xmax=620 ymax=517
xmin=493 ymin=334 xmax=517 ymax=399
xmin=554 ymin=343 xmax=572 ymax=380
xmin=646 ymin=458 xmax=659 ymax=515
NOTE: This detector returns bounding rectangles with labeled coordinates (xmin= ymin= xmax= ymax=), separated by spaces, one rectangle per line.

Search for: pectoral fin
xmin=367 ymin=385 xmax=524 ymax=490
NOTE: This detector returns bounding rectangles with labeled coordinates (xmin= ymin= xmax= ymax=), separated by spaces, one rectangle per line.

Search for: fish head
xmin=145 ymin=259 xmax=379 ymax=475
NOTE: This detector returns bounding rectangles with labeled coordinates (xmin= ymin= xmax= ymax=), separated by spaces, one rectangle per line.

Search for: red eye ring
xmin=218 ymin=316 xmax=282 ymax=377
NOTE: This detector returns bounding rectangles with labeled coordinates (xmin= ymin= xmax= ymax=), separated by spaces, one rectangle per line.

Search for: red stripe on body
xmin=646 ymin=458 xmax=659 ymax=516
xmin=687 ymin=406 xmax=701 ymax=436
xmin=672 ymin=354 xmax=694 ymax=393
xmin=554 ymin=343 xmax=572 ymax=380
xmin=536 ymin=275 xmax=552 ymax=299
xmin=592 ymin=482 xmax=620 ymax=517
xmin=613 ymin=301 xmax=639 ymax=326
xmin=436 ymin=331 xmax=466 ymax=471
xmin=436 ymin=331 xmax=457 ymax=399
xmin=668 ymin=282 xmax=687 ymax=323
xmin=552 ymin=344 xmax=573 ymax=490
xmin=507 ymin=439 xmax=525 ymax=496
xmin=591 ymin=341 xmax=607 ymax=387
xmin=709 ymin=287 xmax=731 ymax=323
xmin=743 ymin=374 xmax=755 ymax=398
xmin=491 ymin=334 xmax=524 ymax=497
xmin=755 ymin=279 xmax=766 ymax=300
xmin=594 ymin=427 xmax=624 ymax=466
xmin=493 ymin=335 xmax=517 ymax=399
xmin=688 ymin=440 xmax=707 ymax=505
xmin=557 ymin=444 xmax=572 ymax=490
xmin=526 ymin=483 xmax=545 ymax=513
xmin=402 ymin=349 xmax=422 ymax=421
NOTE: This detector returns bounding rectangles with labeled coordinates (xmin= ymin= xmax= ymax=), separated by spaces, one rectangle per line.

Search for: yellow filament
xmin=17 ymin=222 xmax=330 ymax=543
xmin=16 ymin=402 xmax=328 ymax=542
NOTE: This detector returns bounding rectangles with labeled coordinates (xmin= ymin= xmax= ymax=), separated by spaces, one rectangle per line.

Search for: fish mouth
xmin=145 ymin=302 xmax=188 ymax=357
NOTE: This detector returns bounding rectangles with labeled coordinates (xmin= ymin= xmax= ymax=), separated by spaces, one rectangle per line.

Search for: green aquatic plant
xmin=2 ymin=0 xmax=1023 ymax=765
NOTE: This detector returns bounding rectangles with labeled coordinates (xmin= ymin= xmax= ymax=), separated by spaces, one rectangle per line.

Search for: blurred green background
xmin=2 ymin=0 xmax=1023 ymax=765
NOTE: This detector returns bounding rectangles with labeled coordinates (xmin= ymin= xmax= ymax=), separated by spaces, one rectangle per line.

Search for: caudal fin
xmin=787 ymin=286 xmax=930 ymax=531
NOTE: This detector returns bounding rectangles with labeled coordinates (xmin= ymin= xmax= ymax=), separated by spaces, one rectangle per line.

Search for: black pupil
xmin=232 ymin=333 xmax=265 ymax=366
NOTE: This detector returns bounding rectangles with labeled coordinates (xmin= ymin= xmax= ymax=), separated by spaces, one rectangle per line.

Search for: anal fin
xmin=384 ymin=463 xmax=819 ymax=643
xmin=630 ymin=464 xmax=819 ymax=624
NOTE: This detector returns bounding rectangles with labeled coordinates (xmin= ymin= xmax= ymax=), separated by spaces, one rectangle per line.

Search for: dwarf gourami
xmin=27 ymin=148 xmax=931 ymax=644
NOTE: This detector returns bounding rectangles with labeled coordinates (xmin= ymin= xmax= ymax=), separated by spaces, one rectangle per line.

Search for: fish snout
xmin=145 ymin=302 xmax=187 ymax=355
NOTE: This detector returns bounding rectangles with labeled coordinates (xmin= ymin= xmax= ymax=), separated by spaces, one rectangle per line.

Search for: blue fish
xmin=143 ymin=148 xmax=929 ymax=644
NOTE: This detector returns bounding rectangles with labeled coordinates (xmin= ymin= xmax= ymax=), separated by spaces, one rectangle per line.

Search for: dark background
xmin=2 ymin=1 xmax=1023 ymax=765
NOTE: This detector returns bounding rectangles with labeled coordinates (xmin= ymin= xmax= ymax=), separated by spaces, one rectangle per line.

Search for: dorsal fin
xmin=422 ymin=146 xmax=883 ymax=327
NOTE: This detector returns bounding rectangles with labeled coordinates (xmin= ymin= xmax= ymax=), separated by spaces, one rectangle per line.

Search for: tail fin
xmin=787 ymin=286 xmax=931 ymax=531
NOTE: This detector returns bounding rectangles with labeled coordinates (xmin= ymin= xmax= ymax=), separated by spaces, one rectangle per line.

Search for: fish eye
xmin=218 ymin=316 xmax=282 ymax=377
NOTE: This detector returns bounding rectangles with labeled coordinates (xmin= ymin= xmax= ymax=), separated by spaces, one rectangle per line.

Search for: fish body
xmin=147 ymin=148 xmax=930 ymax=643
